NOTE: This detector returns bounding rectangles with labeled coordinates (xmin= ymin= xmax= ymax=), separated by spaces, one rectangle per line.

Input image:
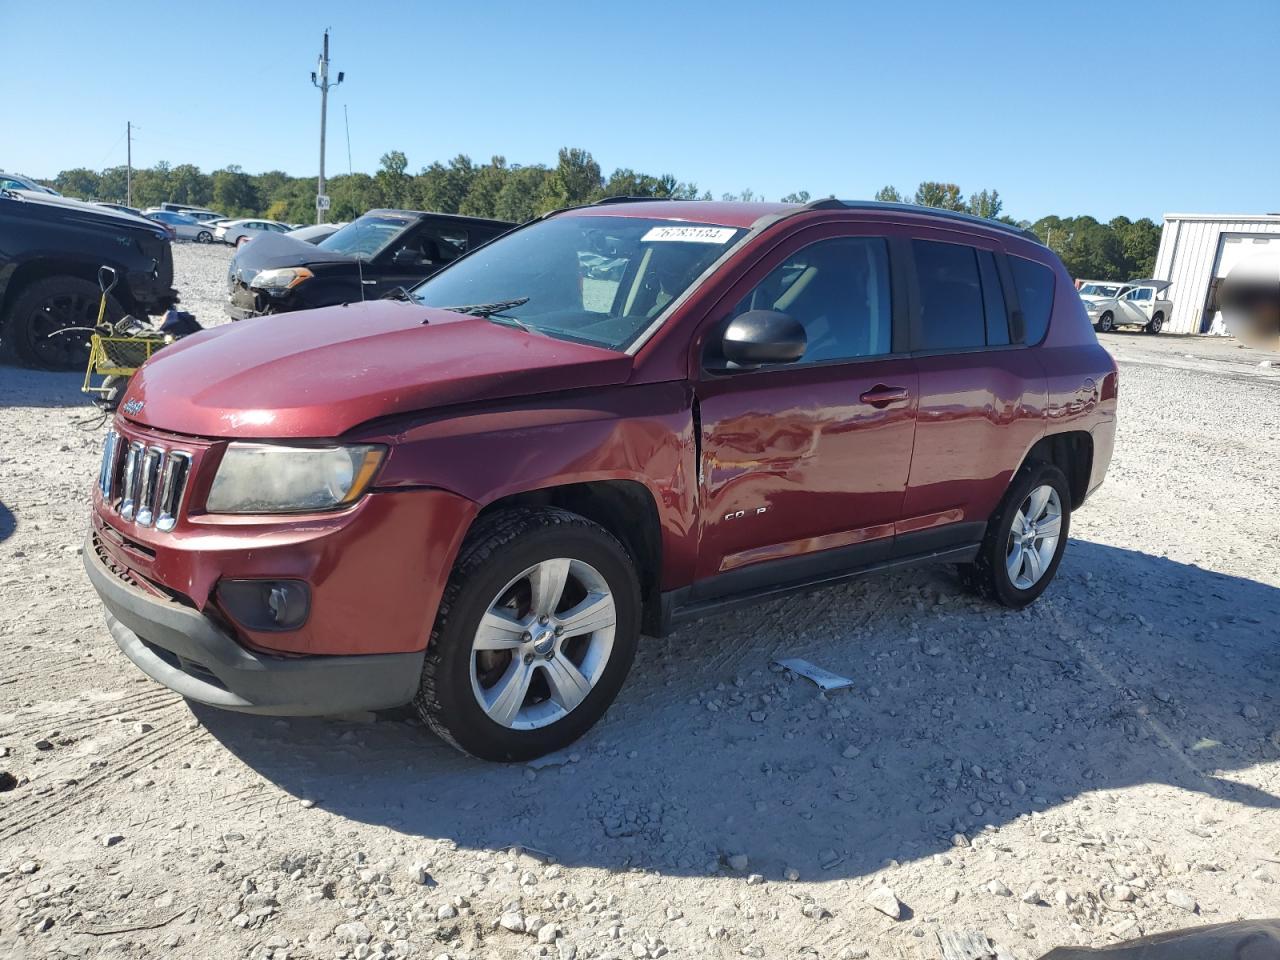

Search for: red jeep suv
xmin=84 ymin=199 xmax=1117 ymax=761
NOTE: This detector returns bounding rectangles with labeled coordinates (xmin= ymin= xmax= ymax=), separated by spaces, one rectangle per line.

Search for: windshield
xmin=317 ymin=214 xmax=414 ymax=260
xmin=1079 ymin=283 xmax=1121 ymax=297
xmin=411 ymin=215 xmax=745 ymax=351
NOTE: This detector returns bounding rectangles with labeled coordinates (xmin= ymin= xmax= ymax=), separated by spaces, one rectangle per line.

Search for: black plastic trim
xmin=652 ymin=538 xmax=983 ymax=636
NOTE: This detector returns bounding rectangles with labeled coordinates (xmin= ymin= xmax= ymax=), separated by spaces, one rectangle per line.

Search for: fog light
xmin=216 ymin=579 xmax=310 ymax=632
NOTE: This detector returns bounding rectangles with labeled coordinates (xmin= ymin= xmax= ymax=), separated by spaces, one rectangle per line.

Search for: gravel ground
xmin=2 ymin=242 xmax=1279 ymax=959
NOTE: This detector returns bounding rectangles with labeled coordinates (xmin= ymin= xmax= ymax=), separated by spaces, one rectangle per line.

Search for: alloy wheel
xmin=470 ymin=557 xmax=616 ymax=730
xmin=1005 ymin=484 xmax=1062 ymax=590
xmin=24 ymin=291 xmax=96 ymax=368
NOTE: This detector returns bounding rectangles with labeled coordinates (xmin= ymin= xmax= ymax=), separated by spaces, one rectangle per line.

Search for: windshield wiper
xmin=381 ymin=286 xmax=419 ymax=303
xmin=433 ymin=297 xmax=534 ymax=331
xmin=438 ymin=297 xmax=530 ymax=319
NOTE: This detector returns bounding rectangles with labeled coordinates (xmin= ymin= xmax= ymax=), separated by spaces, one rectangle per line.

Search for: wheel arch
xmin=1019 ymin=430 xmax=1094 ymax=510
xmin=0 ymin=256 xmax=139 ymax=321
xmin=474 ymin=479 xmax=664 ymax=633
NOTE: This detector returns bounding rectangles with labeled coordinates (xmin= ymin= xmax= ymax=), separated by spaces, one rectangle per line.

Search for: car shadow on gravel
xmin=199 ymin=540 xmax=1280 ymax=882
xmin=0 ymin=363 xmax=97 ymax=408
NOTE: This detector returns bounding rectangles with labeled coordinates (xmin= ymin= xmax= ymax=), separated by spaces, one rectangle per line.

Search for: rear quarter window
xmin=1010 ymin=256 xmax=1056 ymax=345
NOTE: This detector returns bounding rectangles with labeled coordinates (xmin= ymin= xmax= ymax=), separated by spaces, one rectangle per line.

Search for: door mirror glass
xmin=720 ymin=310 xmax=807 ymax=367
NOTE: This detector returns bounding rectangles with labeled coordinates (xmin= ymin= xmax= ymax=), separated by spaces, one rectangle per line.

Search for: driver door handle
xmin=859 ymin=385 xmax=910 ymax=408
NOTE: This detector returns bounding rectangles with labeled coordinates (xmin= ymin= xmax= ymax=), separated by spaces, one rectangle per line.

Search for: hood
xmin=120 ymin=300 xmax=633 ymax=438
xmin=229 ymin=230 xmax=358 ymax=283
xmin=3 ymin=190 xmax=168 ymax=238
xmin=1079 ymin=294 xmax=1109 ymax=304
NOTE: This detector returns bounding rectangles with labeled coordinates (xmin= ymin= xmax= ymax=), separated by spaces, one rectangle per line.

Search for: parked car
xmin=214 ymin=218 xmax=291 ymax=246
xmin=285 ymin=221 xmax=346 ymax=244
xmin=0 ymin=171 xmax=60 ymax=195
xmin=1080 ymin=279 xmax=1172 ymax=333
xmin=84 ymin=198 xmax=1116 ymax=761
xmin=225 ymin=210 xmax=512 ymax=318
xmin=146 ymin=211 xmax=215 ymax=243
xmin=0 ymin=189 xmax=176 ymax=369
xmin=183 ymin=210 xmax=227 ymax=223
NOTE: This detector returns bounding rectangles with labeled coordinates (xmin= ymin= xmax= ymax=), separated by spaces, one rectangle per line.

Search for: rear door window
xmin=1009 ymin=256 xmax=1056 ymax=345
xmin=912 ymin=239 xmax=986 ymax=350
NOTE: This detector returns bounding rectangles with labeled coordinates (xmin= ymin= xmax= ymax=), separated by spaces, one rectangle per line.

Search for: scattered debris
xmin=771 ymin=658 xmax=855 ymax=691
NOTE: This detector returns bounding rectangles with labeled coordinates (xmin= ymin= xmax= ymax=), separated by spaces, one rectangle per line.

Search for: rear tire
xmin=1146 ymin=312 xmax=1164 ymax=334
xmin=5 ymin=275 xmax=122 ymax=370
xmin=961 ymin=461 xmax=1071 ymax=608
xmin=1097 ymin=312 xmax=1115 ymax=333
xmin=414 ymin=507 xmax=641 ymax=762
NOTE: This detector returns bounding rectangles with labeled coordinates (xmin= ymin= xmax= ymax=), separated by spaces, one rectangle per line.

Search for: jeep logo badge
xmin=122 ymin=398 xmax=145 ymax=416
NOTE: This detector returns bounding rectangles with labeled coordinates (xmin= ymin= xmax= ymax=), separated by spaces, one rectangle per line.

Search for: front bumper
xmin=226 ymin=281 xmax=263 ymax=320
xmin=83 ymin=535 xmax=424 ymax=715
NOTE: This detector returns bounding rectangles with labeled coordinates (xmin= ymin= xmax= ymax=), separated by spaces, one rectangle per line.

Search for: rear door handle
xmin=859 ymin=385 xmax=910 ymax=408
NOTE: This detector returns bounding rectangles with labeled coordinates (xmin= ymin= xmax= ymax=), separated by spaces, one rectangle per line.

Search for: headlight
xmin=206 ymin=443 xmax=385 ymax=514
xmin=1083 ymin=301 xmax=1099 ymax=312
xmin=248 ymin=266 xmax=313 ymax=293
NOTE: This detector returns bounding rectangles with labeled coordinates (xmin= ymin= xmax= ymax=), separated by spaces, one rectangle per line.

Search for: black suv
xmin=226 ymin=209 xmax=514 ymax=319
xmin=0 ymin=190 xmax=177 ymax=369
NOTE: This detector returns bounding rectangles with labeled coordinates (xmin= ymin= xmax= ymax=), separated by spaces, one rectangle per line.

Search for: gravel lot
xmin=2 ymin=242 xmax=1279 ymax=959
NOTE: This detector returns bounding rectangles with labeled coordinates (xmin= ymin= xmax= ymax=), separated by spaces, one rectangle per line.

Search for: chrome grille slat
xmin=135 ymin=448 xmax=164 ymax=526
xmin=98 ymin=431 xmax=120 ymax=500
xmin=156 ymin=451 xmax=190 ymax=532
xmin=119 ymin=442 xmax=143 ymax=521
xmin=99 ymin=432 xmax=192 ymax=532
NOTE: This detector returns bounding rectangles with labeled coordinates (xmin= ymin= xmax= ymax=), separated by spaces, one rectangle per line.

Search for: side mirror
xmin=391 ymin=248 xmax=424 ymax=266
xmin=720 ymin=310 xmax=806 ymax=366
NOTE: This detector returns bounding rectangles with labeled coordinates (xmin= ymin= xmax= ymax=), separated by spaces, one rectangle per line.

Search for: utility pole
xmin=126 ymin=121 xmax=132 ymax=207
xmin=310 ymin=30 xmax=344 ymax=224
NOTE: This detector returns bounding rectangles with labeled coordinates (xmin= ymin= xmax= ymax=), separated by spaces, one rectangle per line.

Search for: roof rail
xmin=805 ymin=199 xmax=1041 ymax=244
xmin=593 ymin=195 xmax=693 ymax=206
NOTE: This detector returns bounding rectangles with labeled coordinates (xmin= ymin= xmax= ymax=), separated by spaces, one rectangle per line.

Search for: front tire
xmin=415 ymin=507 xmax=641 ymax=761
xmin=5 ymin=275 xmax=122 ymax=370
xmin=197 ymin=230 xmax=212 ymax=244
xmin=1097 ymin=312 xmax=1115 ymax=333
xmin=961 ymin=462 xmax=1071 ymax=608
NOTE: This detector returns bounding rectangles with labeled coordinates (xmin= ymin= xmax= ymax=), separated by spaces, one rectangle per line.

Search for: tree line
xmin=44 ymin=150 xmax=1160 ymax=278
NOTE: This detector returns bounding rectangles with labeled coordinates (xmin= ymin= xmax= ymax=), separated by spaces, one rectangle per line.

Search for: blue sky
xmin=3 ymin=0 xmax=1276 ymax=222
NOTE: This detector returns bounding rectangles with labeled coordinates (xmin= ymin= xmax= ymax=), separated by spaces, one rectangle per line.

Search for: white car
xmin=1080 ymin=279 xmax=1173 ymax=334
xmin=214 ymin=218 xmax=292 ymax=247
xmin=146 ymin=211 xmax=216 ymax=243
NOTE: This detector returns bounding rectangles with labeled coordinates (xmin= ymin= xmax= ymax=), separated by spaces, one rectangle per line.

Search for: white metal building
xmin=1153 ymin=213 xmax=1280 ymax=334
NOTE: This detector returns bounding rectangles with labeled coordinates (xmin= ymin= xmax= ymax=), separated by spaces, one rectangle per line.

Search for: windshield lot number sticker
xmin=642 ymin=226 xmax=737 ymax=244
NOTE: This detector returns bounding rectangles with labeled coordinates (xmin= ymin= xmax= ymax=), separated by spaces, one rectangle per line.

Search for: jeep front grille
xmin=99 ymin=430 xmax=192 ymax=532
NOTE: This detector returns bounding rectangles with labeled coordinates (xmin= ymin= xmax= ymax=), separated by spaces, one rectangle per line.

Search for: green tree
xmin=540 ymin=148 xmax=602 ymax=212
xmin=1113 ymin=216 xmax=1161 ymax=277
xmin=375 ymin=150 xmax=411 ymax=208
xmin=97 ymin=166 xmax=130 ymax=203
xmin=167 ymin=164 xmax=211 ymax=206
xmin=414 ymin=154 xmax=475 ymax=213
xmin=210 ymin=165 xmax=258 ymax=217
xmin=494 ymin=165 xmax=552 ymax=222
xmin=967 ymin=188 xmax=1002 ymax=220
xmin=780 ymin=191 xmax=811 ymax=203
xmin=53 ymin=168 xmax=101 ymax=199
xmin=131 ymin=160 xmax=172 ymax=208
xmin=459 ymin=157 xmax=509 ymax=218
xmin=913 ymin=181 xmax=965 ymax=211
xmin=874 ymin=185 xmax=904 ymax=203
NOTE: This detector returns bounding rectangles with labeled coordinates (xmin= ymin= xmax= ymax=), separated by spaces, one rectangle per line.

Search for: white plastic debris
xmin=771 ymin=658 xmax=854 ymax=691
